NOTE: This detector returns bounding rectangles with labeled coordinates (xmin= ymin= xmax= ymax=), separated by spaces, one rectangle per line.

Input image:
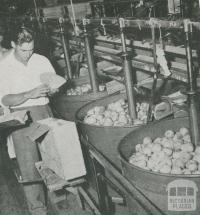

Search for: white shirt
xmin=0 ymin=50 xmax=55 ymax=108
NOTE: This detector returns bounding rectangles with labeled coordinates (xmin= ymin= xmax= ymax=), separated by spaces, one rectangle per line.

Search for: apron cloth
xmin=11 ymin=105 xmax=53 ymax=212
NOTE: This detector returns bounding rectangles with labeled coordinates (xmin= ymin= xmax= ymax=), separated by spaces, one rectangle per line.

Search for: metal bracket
xmin=100 ymin=19 xmax=106 ymax=36
xmin=42 ymin=17 xmax=47 ymax=23
xmin=82 ymin=18 xmax=90 ymax=26
xmin=59 ymin=17 xmax=64 ymax=24
xmin=119 ymin=18 xmax=125 ymax=28
xmin=183 ymin=19 xmax=193 ymax=33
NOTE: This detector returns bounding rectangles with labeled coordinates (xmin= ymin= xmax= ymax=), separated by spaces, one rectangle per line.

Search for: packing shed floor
xmin=0 ymin=137 xmax=130 ymax=215
xmin=0 ymin=139 xmax=93 ymax=215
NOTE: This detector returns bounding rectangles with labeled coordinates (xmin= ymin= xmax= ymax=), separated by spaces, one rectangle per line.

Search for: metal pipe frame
xmin=125 ymin=18 xmax=183 ymax=29
xmin=147 ymin=25 xmax=159 ymax=122
xmin=81 ymin=17 xmax=200 ymax=31
xmin=81 ymin=18 xmax=118 ymax=26
xmin=184 ymin=19 xmax=200 ymax=147
xmin=41 ymin=18 xmax=53 ymax=59
xmin=184 ymin=20 xmax=195 ymax=92
xmin=101 ymin=4 xmax=106 ymax=18
xmin=7 ymin=15 xmax=200 ymax=32
xmin=83 ymin=19 xmax=99 ymax=93
xmin=59 ymin=18 xmax=73 ymax=79
xmin=83 ymin=17 xmax=184 ymax=29
xmin=13 ymin=16 xmax=200 ymax=32
xmin=119 ymin=18 xmax=137 ymax=122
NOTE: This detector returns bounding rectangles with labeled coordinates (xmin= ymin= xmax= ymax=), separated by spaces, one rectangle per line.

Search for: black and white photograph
xmin=0 ymin=0 xmax=199 ymax=214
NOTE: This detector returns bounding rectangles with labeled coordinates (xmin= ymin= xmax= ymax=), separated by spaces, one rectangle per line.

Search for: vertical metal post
xmin=58 ymin=18 xmax=73 ymax=80
xmin=152 ymin=26 xmax=159 ymax=73
xmin=33 ymin=0 xmax=39 ymax=20
xmin=90 ymin=3 xmax=95 ymax=17
xmin=42 ymin=18 xmax=52 ymax=59
xmin=83 ymin=19 xmax=99 ymax=93
xmin=90 ymin=154 xmax=110 ymax=214
xmin=33 ymin=0 xmax=42 ymax=30
xmin=29 ymin=16 xmax=35 ymax=32
xmin=113 ymin=3 xmax=117 ymax=17
xmin=42 ymin=18 xmax=47 ymax=36
xmin=119 ymin=18 xmax=137 ymax=122
xmin=184 ymin=19 xmax=200 ymax=147
xmin=37 ymin=14 xmax=43 ymax=33
xmin=101 ymin=3 xmax=106 ymax=17
xmin=147 ymin=25 xmax=159 ymax=122
xmin=130 ymin=2 xmax=134 ymax=17
xmin=180 ymin=0 xmax=184 ymax=18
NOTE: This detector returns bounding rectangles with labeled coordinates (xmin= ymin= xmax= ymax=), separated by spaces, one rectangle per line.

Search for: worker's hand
xmin=48 ymin=88 xmax=59 ymax=96
xmin=26 ymin=84 xmax=50 ymax=99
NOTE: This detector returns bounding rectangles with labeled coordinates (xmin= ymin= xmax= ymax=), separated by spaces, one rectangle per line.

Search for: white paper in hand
xmin=40 ymin=73 xmax=66 ymax=90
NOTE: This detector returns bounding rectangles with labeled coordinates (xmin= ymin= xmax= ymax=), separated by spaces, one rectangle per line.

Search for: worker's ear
xmin=11 ymin=41 xmax=16 ymax=49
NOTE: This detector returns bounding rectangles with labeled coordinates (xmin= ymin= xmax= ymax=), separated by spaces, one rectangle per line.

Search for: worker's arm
xmin=2 ymin=84 xmax=50 ymax=107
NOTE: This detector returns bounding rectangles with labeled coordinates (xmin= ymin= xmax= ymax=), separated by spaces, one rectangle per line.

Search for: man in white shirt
xmin=0 ymin=26 xmax=56 ymax=214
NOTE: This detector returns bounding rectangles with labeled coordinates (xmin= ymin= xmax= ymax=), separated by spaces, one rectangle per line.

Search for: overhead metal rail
xmin=7 ymin=15 xmax=200 ymax=33
xmin=79 ymin=17 xmax=200 ymax=30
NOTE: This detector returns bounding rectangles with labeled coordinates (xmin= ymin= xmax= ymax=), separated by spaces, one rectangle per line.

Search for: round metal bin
xmin=118 ymin=117 xmax=200 ymax=215
xmin=76 ymin=93 xmax=144 ymax=171
xmin=51 ymin=76 xmax=108 ymax=121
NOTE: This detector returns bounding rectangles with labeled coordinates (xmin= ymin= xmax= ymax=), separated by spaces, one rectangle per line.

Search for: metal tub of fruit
xmin=76 ymin=92 xmax=149 ymax=170
xmin=118 ymin=117 xmax=200 ymax=214
xmin=50 ymin=76 xmax=108 ymax=121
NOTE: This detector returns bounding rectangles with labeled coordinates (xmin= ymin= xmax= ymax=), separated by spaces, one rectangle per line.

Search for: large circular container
xmin=50 ymin=76 xmax=108 ymax=121
xmin=76 ymin=93 xmax=145 ymax=171
xmin=76 ymin=93 xmax=148 ymax=214
xmin=118 ymin=117 xmax=200 ymax=215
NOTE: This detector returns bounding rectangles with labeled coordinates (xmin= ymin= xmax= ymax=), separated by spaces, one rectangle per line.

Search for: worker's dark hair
xmin=11 ymin=26 xmax=34 ymax=45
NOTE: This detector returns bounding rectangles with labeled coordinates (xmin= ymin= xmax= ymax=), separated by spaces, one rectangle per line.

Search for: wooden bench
xmin=35 ymin=161 xmax=101 ymax=214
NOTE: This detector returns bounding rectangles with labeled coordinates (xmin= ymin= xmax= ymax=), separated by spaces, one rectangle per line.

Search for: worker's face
xmin=12 ymin=41 xmax=34 ymax=63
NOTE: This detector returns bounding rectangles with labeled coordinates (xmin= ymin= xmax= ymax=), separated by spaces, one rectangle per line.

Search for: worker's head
xmin=11 ymin=27 xmax=34 ymax=64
